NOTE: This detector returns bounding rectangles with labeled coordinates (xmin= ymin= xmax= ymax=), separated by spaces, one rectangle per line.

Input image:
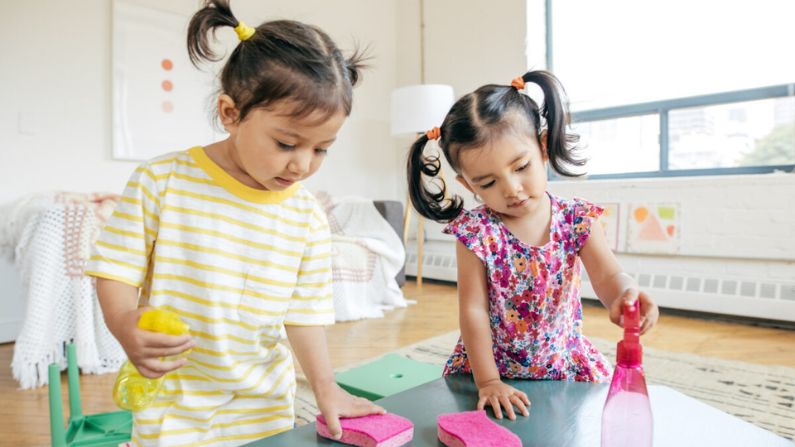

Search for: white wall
xmin=0 ymin=0 xmax=401 ymax=204
xmin=0 ymin=258 xmax=24 ymax=342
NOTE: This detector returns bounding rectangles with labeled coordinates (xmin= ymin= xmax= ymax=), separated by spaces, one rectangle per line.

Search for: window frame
xmin=545 ymin=0 xmax=795 ymax=180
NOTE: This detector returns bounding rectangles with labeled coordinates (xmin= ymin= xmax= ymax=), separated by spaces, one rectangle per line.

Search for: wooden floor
xmin=2 ymin=280 xmax=794 ymax=445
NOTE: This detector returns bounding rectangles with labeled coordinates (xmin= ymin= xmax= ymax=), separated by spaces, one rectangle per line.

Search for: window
xmin=576 ymin=115 xmax=659 ymax=176
xmin=548 ymin=0 xmax=795 ymax=178
xmin=668 ymin=97 xmax=795 ymax=170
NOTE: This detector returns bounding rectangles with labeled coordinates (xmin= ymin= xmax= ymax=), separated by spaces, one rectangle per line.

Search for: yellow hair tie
xmin=234 ymin=21 xmax=255 ymax=41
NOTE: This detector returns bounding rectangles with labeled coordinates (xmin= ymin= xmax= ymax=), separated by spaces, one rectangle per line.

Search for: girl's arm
xmin=96 ymin=278 xmax=193 ymax=378
xmin=456 ymin=241 xmax=530 ymax=420
xmin=579 ymin=218 xmax=659 ymax=334
xmin=456 ymin=240 xmax=499 ymax=385
xmin=285 ymin=325 xmax=384 ymax=439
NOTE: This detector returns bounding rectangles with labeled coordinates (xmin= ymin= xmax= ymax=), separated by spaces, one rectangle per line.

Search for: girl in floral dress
xmin=406 ymin=71 xmax=659 ymax=421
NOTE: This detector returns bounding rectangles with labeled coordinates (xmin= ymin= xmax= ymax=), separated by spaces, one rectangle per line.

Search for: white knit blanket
xmin=318 ymin=193 xmax=410 ymax=321
xmin=1 ymin=192 xmax=126 ymax=389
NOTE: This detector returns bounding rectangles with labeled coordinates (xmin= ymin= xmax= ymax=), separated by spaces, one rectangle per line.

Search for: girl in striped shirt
xmin=86 ymin=1 xmax=383 ymax=445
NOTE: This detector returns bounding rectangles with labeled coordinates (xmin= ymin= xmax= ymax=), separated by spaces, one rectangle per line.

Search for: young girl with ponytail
xmin=406 ymin=71 xmax=659 ymax=421
xmin=86 ymin=1 xmax=383 ymax=445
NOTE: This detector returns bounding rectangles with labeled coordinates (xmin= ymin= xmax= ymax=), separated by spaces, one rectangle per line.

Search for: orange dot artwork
xmin=666 ymin=225 xmax=675 ymax=236
xmin=161 ymin=58 xmax=173 ymax=70
xmin=633 ymin=207 xmax=649 ymax=223
xmin=162 ymin=101 xmax=174 ymax=113
xmin=162 ymin=80 xmax=173 ymax=92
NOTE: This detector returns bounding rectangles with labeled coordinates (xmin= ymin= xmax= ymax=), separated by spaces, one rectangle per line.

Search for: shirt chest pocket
xmin=237 ymin=267 xmax=297 ymax=328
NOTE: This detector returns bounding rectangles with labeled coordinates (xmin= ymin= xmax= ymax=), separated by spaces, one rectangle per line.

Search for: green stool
xmin=48 ymin=343 xmax=133 ymax=447
xmin=335 ymin=353 xmax=441 ymax=401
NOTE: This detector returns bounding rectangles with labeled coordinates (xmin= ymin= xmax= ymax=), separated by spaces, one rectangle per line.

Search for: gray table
xmin=243 ymin=375 xmax=794 ymax=446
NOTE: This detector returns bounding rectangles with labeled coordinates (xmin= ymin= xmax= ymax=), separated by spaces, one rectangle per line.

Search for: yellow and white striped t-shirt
xmin=86 ymin=146 xmax=334 ymax=447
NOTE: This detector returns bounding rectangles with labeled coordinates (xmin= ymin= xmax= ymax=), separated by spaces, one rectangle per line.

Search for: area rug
xmin=294 ymin=331 xmax=795 ymax=441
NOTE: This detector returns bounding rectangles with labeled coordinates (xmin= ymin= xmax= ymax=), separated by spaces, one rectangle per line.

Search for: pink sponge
xmin=316 ymin=413 xmax=414 ymax=447
xmin=437 ymin=410 xmax=522 ymax=447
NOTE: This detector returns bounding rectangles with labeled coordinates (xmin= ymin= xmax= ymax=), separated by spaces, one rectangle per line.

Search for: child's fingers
xmin=640 ymin=318 xmax=652 ymax=335
xmin=510 ymin=394 xmax=530 ymax=417
xmin=143 ymin=332 xmax=193 ymax=348
xmin=324 ymin=413 xmax=342 ymax=440
xmin=139 ymin=357 xmax=188 ymax=378
xmin=610 ymin=288 xmax=640 ymax=326
xmin=476 ymin=396 xmax=487 ymax=411
xmin=499 ymin=396 xmax=516 ymax=420
xmin=340 ymin=398 xmax=385 ymax=418
xmin=135 ymin=364 xmax=162 ymax=379
xmin=622 ymin=288 xmax=639 ymax=305
xmin=489 ymin=397 xmax=503 ymax=419
xmin=364 ymin=402 xmax=386 ymax=415
xmin=640 ymin=312 xmax=657 ymax=334
xmin=145 ymin=340 xmax=195 ymax=358
xmin=608 ymin=298 xmax=624 ymax=326
xmin=638 ymin=292 xmax=658 ymax=335
xmin=518 ymin=391 xmax=531 ymax=406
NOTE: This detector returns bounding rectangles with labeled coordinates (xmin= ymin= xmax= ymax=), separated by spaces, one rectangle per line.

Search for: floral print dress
xmin=442 ymin=193 xmax=612 ymax=382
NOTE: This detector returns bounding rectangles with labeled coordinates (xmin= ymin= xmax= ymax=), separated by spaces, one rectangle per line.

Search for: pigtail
xmin=187 ymin=0 xmax=239 ymax=67
xmin=407 ymin=135 xmax=463 ymax=222
xmin=344 ymin=46 xmax=370 ymax=88
xmin=521 ymin=71 xmax=585 ymax=177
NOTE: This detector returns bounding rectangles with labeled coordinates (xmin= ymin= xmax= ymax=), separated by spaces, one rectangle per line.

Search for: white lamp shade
xmin=391 ymin=84 xmax=455 ymax=135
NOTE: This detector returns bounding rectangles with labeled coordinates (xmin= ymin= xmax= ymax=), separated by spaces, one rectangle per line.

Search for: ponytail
xmin=519 ymin=71 xmax=585 ymax=177
xmin=403 ymin=70 xmax=582 ymax=224
xmin=406 ymin=135 xmax=463 ymax=222
xmin=345 ymin=50 xmax=368 ymax=88
xmin=186 ymin=0 xmax=366 ymax=123
xmin=187 ymin=0 xmax=238 ymax=66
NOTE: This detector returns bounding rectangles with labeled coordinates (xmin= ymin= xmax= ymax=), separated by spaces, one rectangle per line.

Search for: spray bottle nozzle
xmin=623 ymin=300 xmax=640 ymax=343
xmin=616 ymin=299 xmax=642 ymax=367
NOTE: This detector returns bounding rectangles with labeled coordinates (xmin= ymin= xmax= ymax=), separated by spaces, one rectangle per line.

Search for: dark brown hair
xmin=187 ymin=0 xmax=367 ymax=122
xmin=407 ymin=70 xmax=585 ymax=222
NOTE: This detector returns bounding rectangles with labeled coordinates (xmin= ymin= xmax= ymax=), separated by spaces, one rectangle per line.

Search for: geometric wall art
xmin=626 ymin=203 xmax=680 ymax=254
xmin=112 ymin=0 xmax=223 ymax=161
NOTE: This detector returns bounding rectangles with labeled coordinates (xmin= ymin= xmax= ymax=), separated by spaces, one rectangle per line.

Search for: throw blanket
xmin=318 ymin=193 xmax=409 ymax=321
xmin=0 ymin=192 xmax=125 ymax=389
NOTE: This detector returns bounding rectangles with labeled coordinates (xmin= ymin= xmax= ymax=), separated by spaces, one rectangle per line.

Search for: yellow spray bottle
xmin=112 ymin=308 xmax=190 ymax=411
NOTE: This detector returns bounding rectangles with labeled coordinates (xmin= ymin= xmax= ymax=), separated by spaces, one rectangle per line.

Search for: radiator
xmin=405 ymin=240 xmax=795 ymax=323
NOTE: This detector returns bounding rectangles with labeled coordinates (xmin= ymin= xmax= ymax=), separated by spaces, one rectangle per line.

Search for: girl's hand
xmin=315 ymin=382 xmax=386 ymax=440
xmin=609 ymin=288 xmax=660 ymax=335
xmin=109 ymin=307 xmax=194 ymax=379
xmin=476 ymin=378 xmax=531 ymax=420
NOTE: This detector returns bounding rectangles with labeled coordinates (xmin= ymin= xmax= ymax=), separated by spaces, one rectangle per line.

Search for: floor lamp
xmin=391 ymin=84 xmax=455 ymax=287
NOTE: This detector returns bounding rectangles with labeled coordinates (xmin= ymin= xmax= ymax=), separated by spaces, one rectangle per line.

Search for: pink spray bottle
xmin=601 ymin=299 xmax=653 ymax=447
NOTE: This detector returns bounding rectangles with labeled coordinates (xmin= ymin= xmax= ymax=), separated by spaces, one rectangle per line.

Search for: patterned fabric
xmin=58 ymin=193 xmax=119 ymax=276
xmin=315 ymin=192 xmax=408 ymax=321
xmin=6 ymin=193 xmax=126 ymax=389
xmin=442 ymin=192 xmax=612 ymax=382
xmin=86 ymin=147 xmax=334 ymax=447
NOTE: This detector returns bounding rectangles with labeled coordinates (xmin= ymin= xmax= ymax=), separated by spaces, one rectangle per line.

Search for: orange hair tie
xmin=511 ymin=76 xmax=526 ymax=90
xmin=425 ymin=127 xmax=441 ymax=140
